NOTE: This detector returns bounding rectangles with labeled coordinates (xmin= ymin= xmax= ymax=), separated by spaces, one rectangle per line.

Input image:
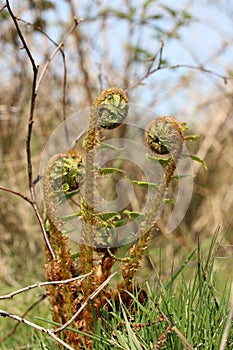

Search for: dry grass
xmin=0 ymin=2 xmax=233 ymax=347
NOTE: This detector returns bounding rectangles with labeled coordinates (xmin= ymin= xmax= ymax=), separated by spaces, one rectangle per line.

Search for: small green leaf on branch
xmin=184 ymin=134 xmax=200 ymax=142
xmin=146 ymin=153 xmax=170 ymax=166
xmin=123 ymin=210 xmax=145 ymax=221
xmin=98 ymin=167 xmax=126 ymax=176
xmin=99 ymin=142 xmax=126 ymax=152
xmin=127 ymin=178 xmax=160 ymax=189
xmin=95 ymin=212 xmax=121 ymax=222
xmin=190 ymin=155 xmax=208 ymax=170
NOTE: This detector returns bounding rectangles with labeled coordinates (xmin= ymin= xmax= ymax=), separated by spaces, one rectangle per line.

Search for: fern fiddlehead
xmin=43 ymin=87 xmax=197 ymax=347
xmin=43 ymin=88 xmax=129 ymax=337
xmin=94 ymin=87 xmax=128 ymax=129
xmin=43 ymin=149 xmax=85 ymax=346
xmin=119 ymin=116 xmax=185 ymax=290
xmin=80 ymin=88 xmax=129 ymax=312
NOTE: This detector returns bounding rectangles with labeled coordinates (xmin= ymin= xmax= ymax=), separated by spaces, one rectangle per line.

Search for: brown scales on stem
xmin=43 ymin=89 xmax=193 ymax=348
xmin=43 ymin=151 xmax=87 ymax=347
xmin=118 ymin=116 xmax=185 ymax=292
xmin=43 ymin=88 xmax=129 ymax=347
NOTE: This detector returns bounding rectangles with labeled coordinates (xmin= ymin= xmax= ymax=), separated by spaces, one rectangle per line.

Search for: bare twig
xmin=0 ymin=309 xmax=75 ymax=350
xmin=35 ymin=17 xmax=82 ymax=94
xmin=17 ymin=16 xmax=82 ymax=145
xmin=157 ymin=306 xmax=194 ymax=350
xmin=172 ymin=326 xmax=194 ymax=350
xmin=6 ymin=1 xmax=37 ymax=71
xmin=0 ymin=185 xmax=34 ymax=205
xmin=0 ymin=272 xmax=92 ymax=300
xmin=1 ymin=294 xmax=47 ymax=342
xmin=161 ymin=63 xmax=232 ymax=83
xmin=67 ymin=0 xmax=94 ymax=104
xmin=125 ymin=39 xmax=164 ymax=92
xmin=16 ymin=17 xmax=69 ymax=133
xmin=157 ymin=39 xmax=165 ymax=69
xmin=6 ymin=0 xmax=55 ymax=259
xmin=0 ymin=2 xmax=7 ymax=13
xmin=126 ymin=43 xmax=233 ymax=93
xmin=146 ymin=39 xmax=164 ymax=75
xmin=123 ymin=1 xmax=135 ymax=88
xmin=54 ymin=271 xmax=118 ymax=333
xmin=33 ymin=205 xmax=55 ymax=259
xmin=0 ymin=272 xmax=117 ymax=348
xmin=219 ymin=283 xmax=233 ymax=350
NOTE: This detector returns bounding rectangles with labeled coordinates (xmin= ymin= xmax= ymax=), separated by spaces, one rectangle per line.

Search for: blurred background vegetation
xmin=0 ymin=0 xmax=233 ymax=347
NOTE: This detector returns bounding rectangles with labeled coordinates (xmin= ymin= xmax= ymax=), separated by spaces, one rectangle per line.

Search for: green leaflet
xmin=181 ymin=121 xmax=188 ymax=131
xmin=61 ymin=210 xmax=122 ymax=226
xmin=189 ymin=154 xmax=208 ymax=170
xmin=98 ymin=167 xmax=126 ymax=176
xmin=146 ymin=152 xmax=170 ymax=166
xmin=95 ymin=211 xmax=121 ymax=222
xmin=114 ymin=218 xmax=132 ymax=227
xmin=123 ymin=210 xmax=145 ymax=221
xmin=184 ymin=134 xmax=200 ymax=142
xmin=172 ymin=174 xmax=192 ymax=180
xmin=143 ymin=0 xmax=154 ymax=10
xmin=60 ymin=211 xmax=83 ymax=222
xmin=99 ymin=141 xmax=126 ymax=152
xmin=126 ymin=178 xmax=160 ymax=189
xmin=163 ymin=197 xmax=175 ymax=204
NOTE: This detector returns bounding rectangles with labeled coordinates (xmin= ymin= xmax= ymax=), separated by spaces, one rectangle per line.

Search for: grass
xmin=1 ymin=230 xmax=232 ymax=349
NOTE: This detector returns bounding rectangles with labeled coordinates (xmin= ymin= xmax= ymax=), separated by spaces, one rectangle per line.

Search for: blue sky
xmin=2 ymin=0 xmax=232 ymax=124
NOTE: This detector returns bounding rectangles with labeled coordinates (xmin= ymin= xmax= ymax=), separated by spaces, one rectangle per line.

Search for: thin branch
xmin=1 ymin=294 xmax=47 ymax=343
xmin=33 ymin=204 xmax=55 ymax=259
xmin=219 ymin=283 xmax=233 ymax=350
xmin=0 ymin=310 xmax=75 ymax=350
xmin=172 ymin=326 xmax=194 ymax=350
xmin=6 ymin=0 xmax=55 ymax=258
xmin=67 ymin=0 xmax=93 ymax=104
xmin=157 ymin=39 xmax=165 ymax=69
xmin=0 ymin=272 xmax=92 ymax=300
xmin=16 ymin=16 xmax=82 ymax=145
xmin=0 ymin=2 xmax=7 ymax=13
xmin=159 ymin=63 xmax=232 ymax=83
xmin=126 ymin=51 xmax=233 ymax=93
xmin=35 ymin=17 xmax=82 ymax=94
xmin=6 ymin=1 xmax=37 ymax=189
xmin=158 ymin=307 xmax=194 ymax=350
xmin=0 ymin=185 xmax=34 ymax=205
xmin=123 ymin=1 xmax=135 ymax=88
xmin=16 ymin=17 xmax=69 ymax=135
xmin=146 ymin=38 xmax=164 ymax=75
xmin=6 ymin=1 xmax=37 ymax=73
xmin=125 ymin=39 xmax=164 ymax=92
xmin=54 ymin=271 xmax=118 ymax=334
xmin=0 ymin=273 xmax=117 ymax=348
xmin=62 ymin=45 xmax=69 ymax=143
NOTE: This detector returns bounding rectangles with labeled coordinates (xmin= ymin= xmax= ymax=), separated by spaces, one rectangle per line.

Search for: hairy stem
xmin=119 ymin=117 xmax=184 ymax=289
